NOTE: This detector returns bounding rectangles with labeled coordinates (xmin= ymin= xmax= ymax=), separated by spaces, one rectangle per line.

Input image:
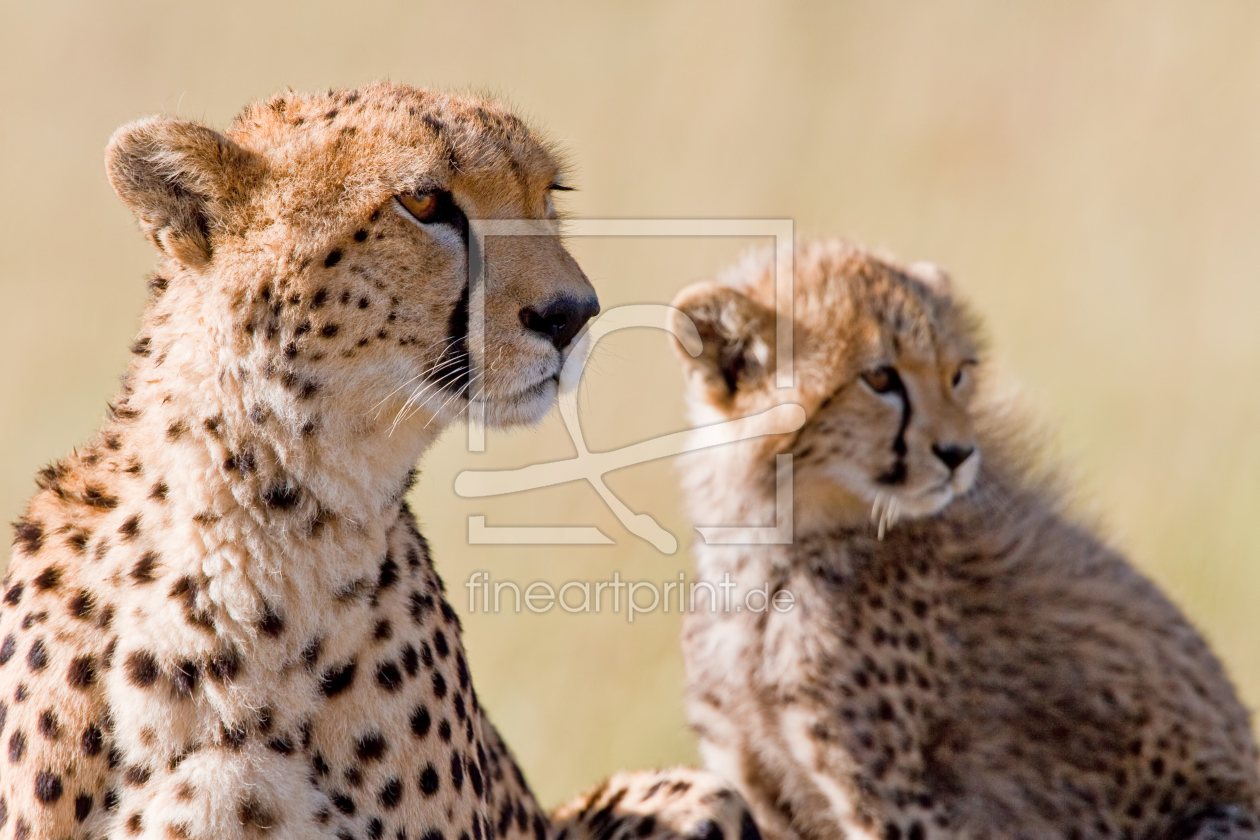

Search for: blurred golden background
xmin=2 ymin=1 xmax=1259 ymax=807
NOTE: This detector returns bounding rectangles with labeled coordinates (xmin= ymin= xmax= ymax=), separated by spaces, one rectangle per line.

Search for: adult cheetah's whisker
xmin=391 ymin=356 xmax=471 ymax=433
xmin=369 ymin=336 xmax=468 ymax=417
xmin=412 ymin=365 xmax=483 ymax=427
xmin=424 ymin=370 xmax=485 ymax=428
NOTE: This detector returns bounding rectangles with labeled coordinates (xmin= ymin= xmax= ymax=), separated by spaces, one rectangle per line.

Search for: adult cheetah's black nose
xmin=932 ymin=442 xmax=975 ymax=472
xmin=519 ymin=293 xmax=600 ymax=351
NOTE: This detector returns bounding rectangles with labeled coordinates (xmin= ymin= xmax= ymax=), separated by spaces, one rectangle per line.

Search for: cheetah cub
xmin=669 ymin=240 xmax=1260 ymax=840
xmin=0 ymin=84 xmax=751 ymax=840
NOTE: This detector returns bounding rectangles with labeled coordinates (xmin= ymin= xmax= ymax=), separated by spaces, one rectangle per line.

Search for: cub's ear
xmin=105 ymin=116 xmax=263 ymax=267
xmin=669 ymin=282 xmax=776 ymax=402
xmin=906 ymin=261 xmax=953 ymax=297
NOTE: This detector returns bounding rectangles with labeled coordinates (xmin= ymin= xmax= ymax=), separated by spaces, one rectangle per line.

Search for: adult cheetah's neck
xmin=22 ymin=259 xmax=453 ymax=643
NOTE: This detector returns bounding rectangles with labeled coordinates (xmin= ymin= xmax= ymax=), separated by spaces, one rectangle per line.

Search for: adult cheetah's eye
xmin=397 ymin=191 xmax=441 ymax=223
xmin=861 ymin=366 xmax=901 ymax=395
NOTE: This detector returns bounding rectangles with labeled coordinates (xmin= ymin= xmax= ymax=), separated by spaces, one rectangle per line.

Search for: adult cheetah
xmin=0 ymin=84 xmax=754 ymax=840
xmin=668 ymin=240 xmax=1260 ymax=840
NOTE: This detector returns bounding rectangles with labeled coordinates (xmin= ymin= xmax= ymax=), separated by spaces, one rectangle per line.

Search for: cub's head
xmin=106 ymin=83 xmax=595 ymax=434
xmin=671 ymin=240 xmax=983 ymax=530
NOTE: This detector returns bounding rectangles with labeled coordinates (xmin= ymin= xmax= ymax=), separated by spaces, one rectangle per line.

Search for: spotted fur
xmin=668 ymin=240 xmax=1260 ymax=840
xmin=0 ymin=83 xmax=724 ymax=840
xmin=553 ymin=769 xmax=761 ymax=840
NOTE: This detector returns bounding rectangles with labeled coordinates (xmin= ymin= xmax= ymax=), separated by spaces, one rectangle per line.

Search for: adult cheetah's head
xmin=671 ymin=240 xmax=984 ymax=530
xmin=105 ymin=83 xmax=596 ymax=434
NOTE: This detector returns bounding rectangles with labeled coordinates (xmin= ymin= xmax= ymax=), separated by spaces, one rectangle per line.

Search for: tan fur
xmin=669 ymin=239 xmax=1260 ymax=840
xmin=0 ymin=83 xmax=739 ymax=840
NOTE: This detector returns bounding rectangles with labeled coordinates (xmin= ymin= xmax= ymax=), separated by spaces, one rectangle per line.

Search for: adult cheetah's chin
xmin=480 ymin=375 xmax=559 ymax=428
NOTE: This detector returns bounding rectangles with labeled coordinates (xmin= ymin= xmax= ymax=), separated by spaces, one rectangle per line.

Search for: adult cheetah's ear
xmin=670 ymin=282 xmax=775 ymax=402
xmin=105 ymin=116 xmax=263 ymax=268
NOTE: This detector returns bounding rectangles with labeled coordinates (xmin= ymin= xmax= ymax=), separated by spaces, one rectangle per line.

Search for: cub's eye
xmin=861 ymin=366 xmax=901 ymax=395
xmin=397 ymin=190 xmax=442 ymax=223
xmin=952 ymin=360 xmax=977 ymax=389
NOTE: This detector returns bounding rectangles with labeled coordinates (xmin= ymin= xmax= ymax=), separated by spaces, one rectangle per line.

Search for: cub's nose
xmin=932 ymin=443 xmax=975 ymax=472
xmin=519 ymin=294 xmax=600 ymax=350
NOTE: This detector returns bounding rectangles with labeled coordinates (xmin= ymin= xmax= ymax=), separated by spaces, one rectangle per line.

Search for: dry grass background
xmin=2 ymin=0 xmax=1259 ymax=807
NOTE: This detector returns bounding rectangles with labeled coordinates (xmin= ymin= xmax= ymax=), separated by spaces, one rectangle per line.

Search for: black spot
xmin=34 ymin=771 xmax=63 ymax=803
xmin=27 ymin=639 xmax=48 ymax=672
xmin=432 ymin=672 xmax=447 ymax=697
xmin=409 ymin=591 xmax=434 ymax=623
xmin=37 ymin=709 xmax=58 ymax=740
xmin=331 ymin=792 xmax=356 ymax=816
xmin=103 ymin=789 xmax=119 ymax=811
xmin=74 ymin=793 xmax=93 ymax=822
xmin=267 ymin=737 xmax=294 ymax=755
xmin=301 ymin=638 xmax=322 ymax=670
xmin=125 ymin=651 xmax=160 ymax=687
xmin=434 ymin=631 xmax=449 ymax=658
xmin=378 ymin=557 xmax=400 ymax=591
xmin=401 ymin=645 xmax=420 ymax=676
xmin=3 ymin=584 xmax=23 ymax=606
xmin=263 ymin=482 xmax=301 ymax=510
xmin=68 ymin=590 xmax=95 ymax=619
xmin=13 ymin=520 xmax=43 ymax=554
xmin=9 ymin=730 xmax=26 ymax=761
xmin=438 ymin=720 xmax=452 ymax=742
xmin=351 ymin=731 xmax=388 ymax=765
xmin=221 ymin=724 xmax=247 ymax=750
xmin=259 ymin=604 xmax=285 ymax=637
xmin=0 ymin=635 xmax=15 ymax=665
xmin=410 ymin=705 xmax=431 ymax=738
xmin=82 ymin=486 xmax=118 ymax=510
xmin=320 ymin=660 xmax=357 ymax=697
xmin=379 ymin=778 xmax=403 ymax=809
xmin=377 ymin=662 xmax=403 ymax=692
xmin=354 ymin=229 xmax=369 ymax=242
xmin=312 ymin=753 xmax=331 ymax=777
xmin=373 ymin=620 xmax=392 ymax=641
xmin=210 ymin=646 xmax=242 ymax=682
xmin=81 ymin=724 xmax=103 ymax=756
xmin=172 ymin=660 xmax=198 ymax=697
xmin=324 ymin=250 xmax=343 ymax=268
xmin=119 ymin=515 xmax=142 ymax=540
xmin=131 ymin=552 xmax=160 ymax=584
xmin=419 ymin=764 xmax=440 ymax=796
xmin=321 ymin=323 xmax=340 ymax=338
xmin=450 ymin=753 xmax=464 ymax=791
xmin=124 ymin=766 xmax=151 ymax=786
xmin=32 ymin=566 xmax=60 ymax=591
